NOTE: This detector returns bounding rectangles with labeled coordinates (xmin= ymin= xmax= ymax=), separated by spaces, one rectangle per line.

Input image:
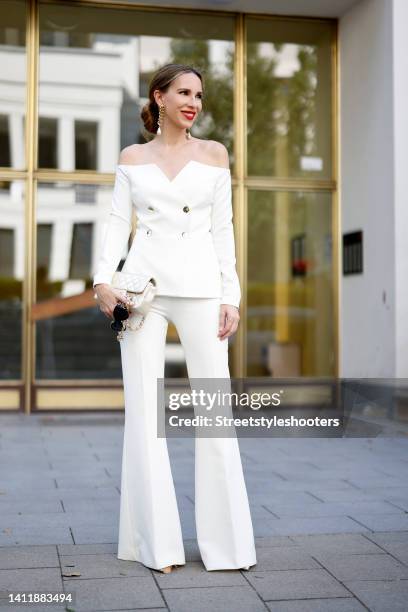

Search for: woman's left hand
xmin=218 ymin=304 xmax=240 ymax=340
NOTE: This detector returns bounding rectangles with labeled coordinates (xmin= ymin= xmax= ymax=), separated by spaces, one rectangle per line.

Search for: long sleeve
xmin=211 ymin=169 xmax=241 ymax=309
xmin=93 ymin=166 xmax=132 ymax=288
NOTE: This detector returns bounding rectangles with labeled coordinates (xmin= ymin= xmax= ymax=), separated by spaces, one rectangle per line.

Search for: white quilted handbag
xmin=111 ymin=271 xmax=157 ymax=336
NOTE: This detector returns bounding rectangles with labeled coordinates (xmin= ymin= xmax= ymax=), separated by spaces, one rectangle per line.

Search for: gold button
xmin=183 ymin=205 xmax=190 ymax=213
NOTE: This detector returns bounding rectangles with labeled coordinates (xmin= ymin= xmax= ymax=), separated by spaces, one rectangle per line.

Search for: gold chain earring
xmin=157 ymin=103 xmax=165 ymax=135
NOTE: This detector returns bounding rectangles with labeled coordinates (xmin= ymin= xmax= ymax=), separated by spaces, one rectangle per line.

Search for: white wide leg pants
xmin=117 ymin=295 xmax=257 ymax=571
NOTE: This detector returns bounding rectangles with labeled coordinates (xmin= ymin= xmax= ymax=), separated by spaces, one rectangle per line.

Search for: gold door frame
xmin=0 ymin=0 xmax=338 ymax=413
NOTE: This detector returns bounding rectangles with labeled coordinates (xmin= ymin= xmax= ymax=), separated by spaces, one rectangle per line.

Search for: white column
xmin=393 ymin=0 xmax=408 ymax=376
xmin=58 ymin=116 xmax=75 ymax=171
xmin=339 ymin=0 xmax=395 ymax=377
xmin=9 ymin=112 xmax=24 ymax=169
xmin=49 ymin=219 xmax=73 ymax=282
xmin=99 ymin=108 xmax=119 ymax=173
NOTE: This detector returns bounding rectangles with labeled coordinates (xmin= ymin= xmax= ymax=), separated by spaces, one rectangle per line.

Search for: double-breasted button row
xmin=147 ymin=205 xmax=189 ymax=212
xmin=144 ymin=228 xmax=189 ymax=238
xmin=144 ymin=228 xmax=210 ymax=238
xmin=147 ymin=204 xmax=189 ymax=211
xmin=143 ymin=203 xmax=190 ymax=237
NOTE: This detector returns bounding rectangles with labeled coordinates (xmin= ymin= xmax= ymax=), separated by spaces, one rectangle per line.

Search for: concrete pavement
xmin=0 ymin=412 xmax=407 ymax=611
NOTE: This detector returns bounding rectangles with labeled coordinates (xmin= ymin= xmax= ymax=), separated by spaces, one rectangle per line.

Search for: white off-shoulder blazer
xmin=93 ymin=159 xmax=241 ymax=309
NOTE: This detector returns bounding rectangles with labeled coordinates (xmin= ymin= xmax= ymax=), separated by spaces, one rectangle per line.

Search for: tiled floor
xmin=0 ymin=413 xmax=407 ymax=611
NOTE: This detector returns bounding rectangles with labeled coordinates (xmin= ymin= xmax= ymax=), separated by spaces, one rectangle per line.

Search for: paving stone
xmin=255 ymin=536 xmax=298 ymax=548
xmin=249 ymin=492 xmax=323 ymax=505
xmin=0 ymin=527 xmax=73 ymax=546
xmin=255 ymin=516 xmax=370 ymax=536
xmin=245 ymin=547 xmax=319 ymax=571
xmin=245 ymin=569 xmax=350 ymax=601
xmin=0 ymin=460 xmax=50 ymax=468
xmin=362 ymin=530 xmax=408 ymax=545
xmin=344 ymin=476 xmax=408 ymax=488
xmin=249 ymin=520 xmax=281 ymax=537
xmin=307 ymin=489 xmax=380 ymax=503
xmin=63 ymin=576 xmax=163 ymax=611
xmin=348 ymin=512 xmax=408 ymax=531
xmin=361 ymin=541 xmax=408 ymax=565
xmin=49 ymin=468 xmax=111 ymax=477
xmin=1 ymin=511 xmax=117 ymax=529
xmin=163 ymin=585 xmax=266 ymax=612
xmin=290 ymin=533 xmax=382 ymax=554
xmin=0 ymin=567 xmax=62 ymax=593
xmin=154 ymin=560 xmax=247 ymax=587
xmin=183 ymin=539 xmax=201 ymax=561
xmin=265 ymin=597 xmax=368 ymax=611
xmin=343 ymin=578 xmax=408 ymax=612
xmin=0 ymin=546 xmax=58 ymax=570
xmin=60 ymin=553 xmax=150 ymax=579
xmin=0 ymin=500 xmax=64 ymax=516
xmin=247 ymin=505 xmax=280 ymax=520
xmin=312 ymin=552 xmax=408 ymax=580
xmin=263 ymin=500 xmax=403 ymax=518
xmin=54 ymin=477 xmax=114 ymax=489
xmin=70 ymin=524 xmax=117 ymax=545
xmin=58 ymin=499 xmax=119 ymax=514
xmin=57 ymin=543 xmax=117 ymax=556
xmin=386 ymin=498 xmax=408 ymax=511
xmin=250 ymin=480 xmax=358 ymax=492
xmin=0 ymin=486 xmax=119 ymax=501
xmin=0 ymin=478 xmax=57 ymax=491
xmin=361 ymin=486 xmax=408 ymax=500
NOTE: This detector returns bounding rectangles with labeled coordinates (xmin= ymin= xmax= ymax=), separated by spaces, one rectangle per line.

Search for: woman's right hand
xmin=94 ymin=284 xmax=132 ymax=319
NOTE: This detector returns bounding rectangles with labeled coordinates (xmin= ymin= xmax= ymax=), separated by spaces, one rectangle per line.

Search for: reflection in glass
xmin=34 ymin=181 xmax=188 ymax=380
xmin=69 ymin=223 xmax=92 ymax=278
xmin=0 ymin=179 xmax=24 ymax=379
xmin=35 ymin=180 xmax=118 ymax=380
xmin=0 ymin=1 xmax=26 ymax=170
xmin=39 ymin=3 xmax=235 ymax=173
xmin=247 ymin=18 xmax=334 ymax=179
xmin=247 ymin=190 xmax=334 ymax=377
xmin=39 ymin=118 xmax=57 ymax=169
xmin=75 ymin=121 xmax=97 ymax=171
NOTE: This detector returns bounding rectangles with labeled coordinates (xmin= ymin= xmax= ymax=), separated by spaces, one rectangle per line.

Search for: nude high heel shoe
xmin=158 ymin=564 xmax=179 ymax=573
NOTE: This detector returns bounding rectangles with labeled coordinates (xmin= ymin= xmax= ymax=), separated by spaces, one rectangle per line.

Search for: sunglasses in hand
xmin=110 ymin=301 xmax=130 ymax=338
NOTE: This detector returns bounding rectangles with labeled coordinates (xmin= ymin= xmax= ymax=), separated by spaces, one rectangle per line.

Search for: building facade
xmin=0 ymin=0 xmax=406 ymax=412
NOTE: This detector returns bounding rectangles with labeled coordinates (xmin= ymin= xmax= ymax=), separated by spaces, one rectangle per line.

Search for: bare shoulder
xmin=207 ymin=140 xmax=230 ymax=169
xmin=191 ymin=138 xmax=230 ymax=169
xmin=118 ymin=143 xmax=150 ymax=165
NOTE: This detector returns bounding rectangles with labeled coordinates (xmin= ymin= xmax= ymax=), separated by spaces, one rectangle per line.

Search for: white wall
xmin=392 ymin=0 xmax=408 ymax=377
xmin=339 ymin=0 xmax=396 ymax=376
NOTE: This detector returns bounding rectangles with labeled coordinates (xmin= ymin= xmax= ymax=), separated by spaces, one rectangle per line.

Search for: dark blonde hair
xmin=141 ymin=63 xmax=203 ymax=137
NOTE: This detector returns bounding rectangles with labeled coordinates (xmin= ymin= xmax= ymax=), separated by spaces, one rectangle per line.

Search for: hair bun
xmin=141 ymin=100 xmax=157 ymax=135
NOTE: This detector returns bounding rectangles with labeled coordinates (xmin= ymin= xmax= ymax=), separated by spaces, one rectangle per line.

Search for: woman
xmin=93 ymin=63 xmax=256 ymax=573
